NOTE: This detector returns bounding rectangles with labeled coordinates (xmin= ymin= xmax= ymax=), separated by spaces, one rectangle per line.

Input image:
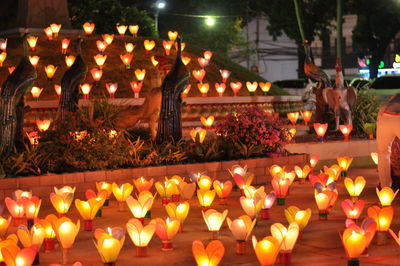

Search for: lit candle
xmin=27 ymin=36 xmax=38 ymax=51
xmin=227 ymin=215 xmax=256 ymax=254
xmin=96 ymin=182 xmax=113 ymax=207
xmin=120 ymin=54 xmax=133 ymax=69
xmin=135 ymin=69 xmax=146 ymax=81
xmin=313 ymin=123 xmax=328 ymax=141
xmin=112 ymin=183 xmax=133 ymax=211
xmin=80 ymin=83 xmax=92 ymax=100
xmin=197 ymin=176 xmax=212 ymax=191
xmin=200 ymin=116 xmax=215 ymax=129
xmin=94 ymin=227 xmax=125 ymax=265
xmin=197 ymin=83 xmax=209 ymax=97
xmin=150 ymin=217 xmax=180 ymax=251
xmin=340 ymin=124 xmax=353 ymax=141
xmin=126 ymin=218 xmax=155 ymax=257
xmin=252 ymin=235 xmax=281 ymax=266
xmin=197 ymin=189 xmax=216 ymax=209
xmin=301 ymin=111 xmax=313 ymax=125
xmin=50 ymin=186 xmax=75 ymax=216
xmin=162 ymin=40 xmax=173 ymax=55
xmin=220 ymin=69 xmax=231 ymax=83
xmin=65 ymin=55 xmax=76 ymax=67
xmin=230 ymin=82 xmax=242 ymax=96
xmin=96 ymin=40 xmax=107 ymax=54
xmin=61 ymin=38 xmax=70 ymax=54
xmin=168 ymin=31 xmax=178 ymax=41
xmin=376 ymin=187 xmax=398 ymax=206
xmin=75 ymin=198 xmax=105 ymax=231
xmin=31 ymin=87 xmax=43 ymax=100
xmin=271 ymin=177 xmax=290 ymax=205
xmin=116 ymin=24 xmax=128 ymax=37
xmin=106 ymin=83 xmax=118 ymax=99
xmin=90 ymin=68 xmax=103 ymax=82
xmin=126 ymin=192 xmax=155 ymax=223
xmin=50 ymin=24 xmax=61 ymax=37
xmin=102 ymin=34 xmax=114 ymax=45
xmin=29 ymin=55 xmax=40 ymax=68
xmin=190 ymin=127 xmax=206 ymax=143
xmin=17 ymin=224 xmax=45 ymax=264
xmin=215 ymin=83 xmax=226 ymax=96
xmin=309 ymin=154 xmax=320 ymax=169
xmin=337 ymin=156 xmax=353 ymax=177
xmin=202 ymin=209 xmax=228 ymax=240
xmin=155 ymin=181 xmax=179 ymax=205
xmin=294 ymin=165 xmax=311 ymax=184
xmin=44 ymin=27 xmax=53 ymax=40
xmin=315 ymin=190 xmax=334 ymax=220
xmin=246 ymin=81 xmax=258 ymax=96
xmin=165 ymin=202 xmax=190 ymax=232
xmin=130 ymin=81 xmax=143 ymax=98
xmin=368 ymin=206 xmax=393 ymax=246
xmin=129 ymin=25 xmax=139 ymax=36
xmin=344 ymin=176 xmax=366 ymax=202
xmin=144 ymin=40 xmax=155 ymax=54
xmin=83 ymin=22 xmax=95 ymax=35
xmin=192 ymin=69 xmax=206 ymax=82
xmin=125 ymin=42 xmax=135 ymax=53
xmin=94 ymin=54 xmax=107 ymax=69
xmin=287 ymin=112 xmax=299 ymax=125
xmin=37 ymin=215 xmax=57 ymax=252
xmin=4 ymin=198 xmax=24 ymax=225
xmin=36 ymin=119 xmax=51 ymax=132
xmin=341 ymin=228 xmax=367 ymax=263
xmin=284 ymin=206 xmax=312 ymax=235
xmin=8 ymin=66 xmax=15 ymax=74
xmin=192 ymin=240 xmax=225 ymax=266
xmin=259 ymin=82 xmax=271 ymax=96
xmin=240 ymin=196 xmax=263 ymax=219
xmin=44 ymin=64 xmax=57 ymax=81
xmin=53 ymin=218 xmax=80 ymax=264
xmin=204 ymin=51 xmax=213 ymax=61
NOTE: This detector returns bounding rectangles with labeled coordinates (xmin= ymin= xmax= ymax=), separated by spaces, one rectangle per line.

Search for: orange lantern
xmin=36 ymin=119 xmax=51 ymax=132
xmin=4 ymin=198 xmax=24 ymax=224
xmin=44 ymin=27 xmax=53 ymax=40
xmin=80 ymin=83 xmax=92 ymax=100
xmin=133 ymin=177 xmax=154 ymax=193
xmin=287 ymin=112 xmax=299 ymax=125
xmin=181 ymin=56 xmax=191 ymax=65
xmin=213 ymin=180 xmax=233 ymax=202
xmin=259 ymin=82 xmax=272 ymax=96
xmin=192 ymin=69 xmax=206 ymax=82
xmin=182 ymin=84 xmax=191 ymax=98
xmin=120 ymin=54 xmax=133 ymax=69
xmin=314 ymin=190 xmax=335 ymax=220
xmin=94 ymin=54 xmax=107 ymax=69
xmin=54 ymin=84 xmax=62 ymax=97
xmin=8 ymin=66 xmax=15 ymax=74
xmin=44 ymin=65 xmax=57 ymax=80
xmin=0 ymin=52 xmax=6 ymax=67
xmin=102 ymin=34 xmax=114 ymax=45
xmin=174 ymin=41 xmax=186 ymax=51
xmin=130 ymin=81 xmax=143 ymax=98
xmin=376 ymin=187 xmax=398 ymax=206
xmin=96 ymin=40 xmax=107 ymax=54
xmin=204 ymin=51 xmax=213 ymax=61
xmin=129 ymin=25 xmax=139 ymax=36
xmin=200 ymin=116 xmax=215 ymax=128
xmin=368 ymin=205 xmax=393 ymax=245
xmin=220 ymin=69 xmax=231 ymax=83
xmin=252 ymin=236 xmax=281 ymax=266
xmin=144 ymin=40 xmax=155 ymax=54
xmin=116 ymin=24 xmax=128 ymax=37
xmin=162 ymin=40 xmax=173 ymax=56
xmin=29 ymin=56 xmax=40 ymax=68
xmin=294 ymin=165 xmax=311 ymax=184
xmin=341 ymin=228 xmax=368 ymax=262
xmin=310 ymin=154 xmax=320 ymax=169
xmin=301 ymin=110 xmax=312 ymax=125
xmin=198 ymin=57 xmax=209 ymax=68
xmin=337 ymin=156 xmax=353 ymax=177
xmin=192 ymin=240 xmax=225 ymax=266
xmin=340 ymin=124 xmax=353 ymax=141
xmin=31 ymin=87 xmax=43 ymax=100
xmin=135 ymin=69 xmax=146 ymax=81
xmin=106 ymin=83 xmax=118 ymax=99
xmin=50 ymin=24 xmax=61 ymax=37
xmin=230 ymin=82 xmax=242 ymax=96
xmin=61 ymin=38 xmax=70 ymax=54
xmin=197 ymin=83 xmax=210 ymax=97
xmin=313 ymin=123 xmax=328 ymax=141
xmin=125 ymin=42 xmax=135 ymax=53
xmin=26 ymin=36 xmax=38 ymax=52
xmin=215 ymin=83 xmax=226 ymax=96
xmin=271 ymin=177 xmax=290 ymax=205
xmin=342 ymin=199 xmax=364 ymax=220
xmin=168 ymin=31 xmax=178 ymax=41
xmin=90 ymin=68 xmax=103 ymax=82
xmin=246 ymin=81 xmax=258 ymax=96
xmin=65 ymin=55 xmax=76 ymax=67
xmin=150 ymin=217 xmax=180 ymax=251
xmin=83 ymin=22 xmax=95 ymax=35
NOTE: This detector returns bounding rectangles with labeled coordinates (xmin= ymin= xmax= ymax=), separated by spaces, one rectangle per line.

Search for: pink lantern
xmin=61 ymin=38 xmax=70 ymax=54
xmin=204 ymin=51 xmax=213 ymax=61
xmin=340 ymin=124 xmax=353 ymax=141
xmin=342 ymin=199 xmax=365 ymax=220
xmin=230 ymin=82 xmax=242 ymax=96
xmin=106 ymin=83 xmax=118 ymax=99
xmin=192 ymin=69 xmax=206 ymax=82
xmin=220 ymin=69 xmax=231 ymax=83
xmin=313 ymin=123 xmax=328 ymax=141
xmin=198 ymin=57 xmax=209 ymax=68
xmin=130 ymin=81 xmax=143 ymax=98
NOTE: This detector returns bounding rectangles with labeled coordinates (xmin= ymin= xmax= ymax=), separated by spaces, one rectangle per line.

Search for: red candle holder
xmin=279 ymin=251 xmax=292 ymax=265
xmin=260 ymin=208 xmax=270 ymax=220
xmin=84 ymin=220 xmax=94 ymax=231
xmin=161 ymin=198 xmax=170 ymax=205
xmin=44 ymin=238 xmax=55 ymax=252
xmin=235 ymin=240 xmax=246 ymax=255
xmin=136 ymin=217 xmax=145 ymax=225
xmin=161 ymin=240 xmax=173 ymax=251
xmin=58 ymin=213 xmax=67 ymax=218
xmin=171 ymin=194 xmax=180 ymax=202
xmin=136 ymin=246 xmax=147 ymax=257
xmin=179 ymin=223 xmax=183 ymax=233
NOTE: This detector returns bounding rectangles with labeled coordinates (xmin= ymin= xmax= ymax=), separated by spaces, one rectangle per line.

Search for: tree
xmin=351 ymin=0 xmax=400 ymax=79
xmin=254 ymin=0 xmax=336 ymax=77
xmin=68 ymin=0 xmax=156 ymax=36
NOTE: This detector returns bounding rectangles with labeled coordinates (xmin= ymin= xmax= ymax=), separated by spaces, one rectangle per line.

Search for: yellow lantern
xmin=243 ymin=186 xmax=266 ymax=199
xmin=94 ymin=54 xmax=107 ymax=69
xmin=197 ymin=83 xmax=210 ymax=97
xmin=0 ymin=52 xmax=6 ymax=67
xmin=65 ymin=55 xmax=76 ymax=67
xmin=94 ymin=227 xmax=125 ymax=264
xmin=43 ymin=27 xmax=53 ymax=40
xmin=155 ymin=181 xmax=178 ymax=205
xmin=61 ymin=38 xmax=70 ymax=54
xmin=30 ymin=87 xmax=43 ymax=100
xmin=50 ymin=24 xmax=61 ymax=37
xmin=337 ymin=156 xmax=353 ymax=177
xmin=27 ymin=36 xmax=38 ymax=51
xmin=182 ymin=56 xmax=191 ymax=65
xmin=17 ymin=224 xmax=44 ymax=251
xmin=96 ymin=182 xmax=113 ymax=203
xmin=50 ymin=186 xmax=75 ymax=216
xmin=90 ymin=68 xmax=103 ymax=82
xmin=301 ymin=110 xmax=312 ymax=125
xmin=44 ymin=64 xmax=57 ymax=80
xmin=190 ymin=127 xmax=206 ymax=143
xmin=340 ymin=124 xmax=353 ymax=141
xmin=75 ymin=198 xmax=104 ymax=231
xmin=198 ymin=175 xmax=212 ymax=191
xmin=259 ymin=82 xmax=272 ymax=96
xmin=150 ymin=217 xmax=180 ymax=251
xmin=36 ymin=119 xmax=51 ymax=132
xmin=192 ymin=240 xmax=225 ymax=266
xmin=215 ymin=83 xmax=226 ymax=96
xmin=220 ymin=69 xmax=231 ymax=83
xmin=168 ymin=31 xmax=178 ymax=41
xmin=376 ymin=187 xmax=398 ymax=206
xmin=294 ymin=165 xmax=311 ymax=184
xmin=144 ymin=40 xmax=156 ymax=54
xmin=230 ymin=82 xmax=242 ymax=96
xmin=314 ymin=190 xmax=334 ymax=220
xmin=135 ymin=69 xmax=146 ymax=81
xmin=112 ymin=183 xmax=133 ymax=211
xmin=287 ymin=112 xmax=299 ymax=125
xmin=341 ymin=228 xmax=368 ymax=260
xmin=83 ymin=22 xmax=95 ymax=35
xmin=126 ymin=192 xmax=155 ymax=221
xmin=271 ymin=223 xmax=299 ymax=261
xmin=125 ymin=42 xmax=135 ymax=53
xmin=133 ymin=177 xmax=154 ymax=193
xmin=163 ymin=40 xmax=173 ymax=55
xmin=252 ymin=235 xmax=281 ymax=266
xmin=192 ymin=69 xmax=206 ymax=82
xmin=314 ymin=123 xmax=328 ymax=141
xmin=80 ymin=83 xmax=92 ymax=100
xmin=284 ymin=206 xmax=312 ymax=233
xmin=126 ymin=218 xmax=155 ymax=257
xmin=165 ymin=202 xmax=190 ymax=232
xmin=344 ymin=176 xmax=366 ymax=201
xmin=197 ymin=189 xmax=216 ymax=209
xmin=37 ymin=215 xmax=56 ymax=252
xmin=52 ymin=217 xmax=80 ymax=264
xmin=239 ymin=196 xmax=263 ymax=219
xmin=246 ymin=81 xmax=258 ymax=96
xmin=200 ymin=116 xmax=215 ymax=128
xmin=227 ymin=215 xmax=256 ymax=255
xmin=202 ymin=209 xmax=228 ymax=239
xmin=129 ymin=25 xmax=139 ymax=36
xmin=102 ymin=34 xmax=114 ymax=45
xmin=116 ymin=24 xmax=128 ymax=37
xmin=213 ymin=180 xmax=233 ymax=202
xmin=151 ymin=56 xmax=159 ymax=67
xmin=28 ymin=56 xmax=40 ymax=69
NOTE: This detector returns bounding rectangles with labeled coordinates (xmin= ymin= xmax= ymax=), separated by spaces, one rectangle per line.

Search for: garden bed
xmin=0 ymin=153 xmax=309 ymax=204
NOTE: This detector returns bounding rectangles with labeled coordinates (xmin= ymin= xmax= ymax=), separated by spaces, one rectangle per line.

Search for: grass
xmin=0 ymin=35 xmax=287 ymax=101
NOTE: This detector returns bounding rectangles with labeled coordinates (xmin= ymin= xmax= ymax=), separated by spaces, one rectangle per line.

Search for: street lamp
xmin=205 ymin=16 xmax=216 ymax=27
xmin=154 ymin=0 xmax=166 ymax=36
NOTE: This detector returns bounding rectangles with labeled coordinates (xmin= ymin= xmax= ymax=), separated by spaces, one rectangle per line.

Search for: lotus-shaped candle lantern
xmin=133 ymin=177 xmax=154 ymax=193
xmin=294 ymin=165 xmax=311 ymax=184
xmin=112 ymin=183 xmax=133 ymax=211
xmin=220 ymin=69 xmax=231 ymax=83
xmin=239 ymin=196 xmax=263 ymax=219
xmin=129 ymin=25 xmax=139 ymax=36
xmin=260 ymin=192 xmax=276 ymax=220
xmin=150 ymin=217 xmax=180 ymax=251
xmin=192 ymin=240 xmax=224 ymax=266
xmin=75 ymin=198 xmax=105 ymax=231
xmin=287 ymin=112 xmax=299 ymax=125
xmin=271 ymin=222 xmax=299 ymax=265
xmin=337 ymin=156 xmax=353 ymax=177
xmin=230 ymin=82 xmax=242 ymax=96
xmin=197 ymin=189 xmax=216 ymax=209
xmin=341 ymin=228 xmax=368 ymax=263
xmin=178 ymin=181 xmax=196 ymax=200
xmin=94 ymin=227 xmax=125 ymax=265
xmin=126 ymin=192 xmax=155 ymax=222
xmin=259 ymin=82 xmax=272 ymax=95
xmin=227 ymin=215 xmax=256 ymax=254
xmin=202 ymin=209 xmax=228 ymax=240
xmin=52 ymin=217 xmax=80 ymax=264
xmin=346 ymin=217 xmax=376 ymax=256
xmin=126 ymin=218 xmax=155 ymax=257
xmin=300 ymin=110 xmax=312 ymax=125
xmin=271 ymin=177 xmax=290 ymax=205
xmin=228 ymin=165 xmax=254 ymax=190
xmin=252 ymin=235 xmax=281 ymax=266
xmin=144 ymin=40 xmax=155 ymax=54
xmin=215 ymin=83 xmax=226 ymax=96
xmin=284 ymin=206 xmax=312 ymax=234
xmin=344 ymin=176 xmax=366 ymax=202
xmin=156 ymin=181 xmax=179 ymax=205
xmin=165 ymin=202 xmax=190 ymax=232
xmin=342 ymin=199 xmax=364 ymax=220
xmin=376 ymin=187 xmax=398 ymax=206
xmin=213 ymin=180 xmax=233 ymax=204
xmin=190 ymin=127 xmax=206 ymax=143
xmin=83 ymin=22 xmax=95 ymax=35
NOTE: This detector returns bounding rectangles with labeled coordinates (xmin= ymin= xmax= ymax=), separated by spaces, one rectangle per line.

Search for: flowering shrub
xmin=215 ymin=107 xmax=289 ymax=153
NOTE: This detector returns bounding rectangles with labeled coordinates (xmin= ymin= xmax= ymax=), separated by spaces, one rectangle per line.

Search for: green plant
xmin=352 ymin=93 xmax=380 ymax=135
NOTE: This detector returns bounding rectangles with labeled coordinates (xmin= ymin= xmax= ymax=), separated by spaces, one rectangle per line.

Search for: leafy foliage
xmin=352 ymin=92 xmax=380 ymax=135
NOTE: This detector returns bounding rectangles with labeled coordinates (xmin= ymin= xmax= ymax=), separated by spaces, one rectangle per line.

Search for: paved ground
xmin=5 ymin=167 xmax=400 ymax=265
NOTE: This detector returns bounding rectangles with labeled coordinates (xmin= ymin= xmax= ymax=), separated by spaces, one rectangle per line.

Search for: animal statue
xmin=322 ymin=59 xmax=357 ymax=130
xmin=0 ymin=34 xmax=37 ymax=155
xmin=57 ymin=38 xmax=87 ymax=124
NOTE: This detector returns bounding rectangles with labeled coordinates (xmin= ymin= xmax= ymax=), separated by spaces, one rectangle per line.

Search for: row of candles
xmin=0 ymin=155 xmax=398 ymax=265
